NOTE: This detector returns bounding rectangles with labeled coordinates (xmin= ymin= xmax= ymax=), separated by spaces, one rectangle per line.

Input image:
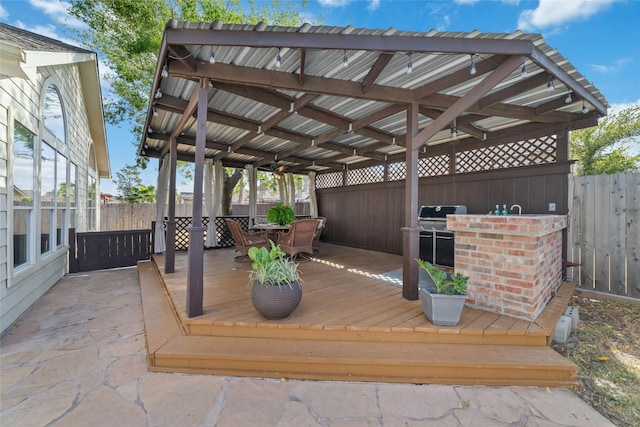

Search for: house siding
xmin=1 ymin=62 xmax=100 ymax=334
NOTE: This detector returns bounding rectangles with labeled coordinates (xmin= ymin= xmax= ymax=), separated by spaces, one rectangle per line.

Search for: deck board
xmin=141 ymin=243 xmax=577 ymax=385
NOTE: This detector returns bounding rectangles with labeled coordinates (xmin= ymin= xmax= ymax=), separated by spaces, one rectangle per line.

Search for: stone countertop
xmin=447 ymin=214 xmax=567 ymax=237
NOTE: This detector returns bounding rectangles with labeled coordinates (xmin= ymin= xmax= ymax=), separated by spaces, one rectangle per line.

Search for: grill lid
xmin=419 ymin=205 xmax=467 ymax=219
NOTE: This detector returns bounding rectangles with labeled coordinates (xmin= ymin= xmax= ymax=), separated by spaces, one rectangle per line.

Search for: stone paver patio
xmin=0 ymin=266 xmax=612 ymax=426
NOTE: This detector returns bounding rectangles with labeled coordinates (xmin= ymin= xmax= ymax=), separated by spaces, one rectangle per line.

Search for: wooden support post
xmin=402 ymin=102 xmax=420 ymax=301
xmin=165 ymin=137 xmax=177 ymax=274
xmin=187 ymin=78 xmax=208 ymax=318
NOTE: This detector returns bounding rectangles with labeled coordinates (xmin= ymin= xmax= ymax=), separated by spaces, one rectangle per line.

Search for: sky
xmin=1 ymin=0 xmax=639 ymax=195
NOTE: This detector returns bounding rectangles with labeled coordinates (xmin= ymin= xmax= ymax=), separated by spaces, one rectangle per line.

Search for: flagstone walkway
xmin=0 ymin=266 xmax=612 ymax=426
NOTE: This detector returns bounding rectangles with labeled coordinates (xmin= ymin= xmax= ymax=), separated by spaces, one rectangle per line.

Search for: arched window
xmin=42 ymin=85 xmax=66 ymax=144
xmin=40 ymin=82 xmax=69 ymax=256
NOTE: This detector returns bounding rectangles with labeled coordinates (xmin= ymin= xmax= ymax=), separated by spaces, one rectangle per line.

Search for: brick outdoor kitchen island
xmin=447 ymin=215 xmax=568 ymax=321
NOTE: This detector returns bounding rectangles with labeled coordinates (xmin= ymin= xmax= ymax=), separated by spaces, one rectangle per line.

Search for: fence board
xmin=609 ymin=174 xmax=626 ymax=295
xmin=627 ymin=173 xmax=640 ymax=299
xmin=567 ymin=172 xmax=639 ymax=300
xmin=593 ymin=175 xmax=610 ymax=293
xmin=580 ymin=176 xmax=596 ymax=290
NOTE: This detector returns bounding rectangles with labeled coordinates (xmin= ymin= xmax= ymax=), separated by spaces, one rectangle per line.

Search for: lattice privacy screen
xmin=167 ymin=216 xmax=250 ymax=251
xmin=456 ymin=136 xmax=557 ymax=173
xmin=316 ymin=135 xmax=557 ymax=189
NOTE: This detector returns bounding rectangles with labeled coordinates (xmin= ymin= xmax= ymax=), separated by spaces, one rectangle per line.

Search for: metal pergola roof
xmin=139 ymin=20 xmax=607 ymax=175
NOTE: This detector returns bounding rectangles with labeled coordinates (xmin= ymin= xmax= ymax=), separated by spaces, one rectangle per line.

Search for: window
xmin=40 ymin=143 xmax=55 ymax=254
xmin=12 ymin=122 xmax=35 ymax=269
xmin=69 ymin=163 xmax=77 ymax=228
xmin=88 ymin=144 xmax=97 ymax=231
xmin=43 ymin=85 xmax=65 ymax=143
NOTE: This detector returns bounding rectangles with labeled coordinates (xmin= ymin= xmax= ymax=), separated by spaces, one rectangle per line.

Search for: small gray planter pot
xmin=419 ymin=287 xmax=467 ymax=326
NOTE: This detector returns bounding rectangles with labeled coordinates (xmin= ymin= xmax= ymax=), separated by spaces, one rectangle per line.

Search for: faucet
xmin=510 ymin=204 xmax=522 ymax=215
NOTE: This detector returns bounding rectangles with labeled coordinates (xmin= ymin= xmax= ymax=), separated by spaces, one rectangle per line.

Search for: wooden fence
xmin=99 ymin=203 xmax=309 ymax=231
xmin=567 ymin=172 xmax=639 ymax=299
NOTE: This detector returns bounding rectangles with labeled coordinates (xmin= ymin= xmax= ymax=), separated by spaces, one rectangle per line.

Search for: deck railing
xmin=69 ymin=228 xmax=152 ymax=273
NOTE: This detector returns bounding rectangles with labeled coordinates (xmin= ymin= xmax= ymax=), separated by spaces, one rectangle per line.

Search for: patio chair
xmin=225 ymin=219 xmax=269 ymax=261
xmin=312 ymin=216 xmax=326 ymax=253
xmin=277 ymin=218 xmax=321 ymax=261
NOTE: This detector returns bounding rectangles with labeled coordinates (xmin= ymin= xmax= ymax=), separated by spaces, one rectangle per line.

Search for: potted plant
xmin=266 ymin=202 xmax=296 ymax=226
xmin=415 ymin=258 xmax=469 ymax=326
xmin=248 ymin=241 xmax=302 ymax=319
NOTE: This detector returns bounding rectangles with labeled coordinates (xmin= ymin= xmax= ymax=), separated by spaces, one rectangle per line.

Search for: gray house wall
xmin=0 ymin=62 xmax=101 ymax=334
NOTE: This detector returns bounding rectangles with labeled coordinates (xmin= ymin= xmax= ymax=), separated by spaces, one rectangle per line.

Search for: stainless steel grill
xmin=418 ymin=205 xmax=467 ymax=230
xmin=418 ymin=205 xmax=467 ymax=268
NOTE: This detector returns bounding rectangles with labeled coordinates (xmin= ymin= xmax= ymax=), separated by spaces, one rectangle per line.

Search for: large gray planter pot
xmin=251 ymin=281 xmax=302 ymax=320
xmin=419 ymin=287 xmax=466 ymax=326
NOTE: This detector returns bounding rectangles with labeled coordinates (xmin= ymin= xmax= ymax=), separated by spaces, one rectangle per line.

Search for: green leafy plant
xmin=415 ymin=259 xmax=468 ymax=295
xmin=266 ymin=202 xmax=296 ymax=225
xmin=248 ymin=241 xmax=301 ymax=287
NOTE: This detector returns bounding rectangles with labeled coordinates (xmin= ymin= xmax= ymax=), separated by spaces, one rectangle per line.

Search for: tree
xmin=570 ymin=105 xmax=640 ymax=176
xmin=66 ymin=0 xmax=309 ymax=212
xmin=114 ymin=164 xmax=153 ymax=203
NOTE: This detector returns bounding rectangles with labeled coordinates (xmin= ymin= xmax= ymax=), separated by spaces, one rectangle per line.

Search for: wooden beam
xmin=530 ymin=45 xmax=607 ymax=115
xmin=403 ymin=102 xmax=420 ymax=301
xmin=160 ymin=86 xmax=202 ymax=157
xmin=166 ymin=28 xmax=535 ymax=56
xmin=165 ymin=137 xmax=177 ymax=274
xmin=171 ymin=61 xmax=415 ymax=103
xmin=186 ymin=78 xmax=208 ymax=318
xmin=298 ymin=49 xmax=306 ymax=85
xmin=424 ymin=93 xmax=579 ymax=123
xmin=419 ymin=107 xmax=487 ymax=141
xmin=478 ymin=72 xmax=549 ymax=110
xmin=361 ymin=53 xmax=394 ymax=93
xmin=412 ymin=55 xmax=525 ymax=151
xmin=167 ymin=45 xmax=198 ymax=72
xmin=535 ymin=95 xmax=579 ymax=116
xmin=414 ymin=55 xmax=508 ymax=100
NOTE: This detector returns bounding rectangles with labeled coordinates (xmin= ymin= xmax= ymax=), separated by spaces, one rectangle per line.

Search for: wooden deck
xmin=139 ymin=243 xmax=577 ymax=386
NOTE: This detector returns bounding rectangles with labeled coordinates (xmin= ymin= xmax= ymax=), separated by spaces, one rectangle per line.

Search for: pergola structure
xmin=139 ymin=20 xmax=607 ymax=317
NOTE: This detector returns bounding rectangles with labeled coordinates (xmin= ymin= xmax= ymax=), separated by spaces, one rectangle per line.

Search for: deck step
xmin=150 ymin=335 xmax=577 ymax=386
xmin=139 ymin=258 xmax=577 ymax=386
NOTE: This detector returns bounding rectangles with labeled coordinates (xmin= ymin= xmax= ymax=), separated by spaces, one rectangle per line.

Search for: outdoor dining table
xmin=253 ymin=223 xmax=290 ymax=242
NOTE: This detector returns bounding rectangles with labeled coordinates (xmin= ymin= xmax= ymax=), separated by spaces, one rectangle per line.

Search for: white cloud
xmin=318 ymin=0 xmax=350 ymax=6
xmin=518 ymin=0 xmax=620 ymax=31
xmin=589 ymin=57 xmax=632 ymax=74
xmin=318 ymin=0 xmax=381 ymax=9
xmin=0 ymin=4 xmax=8 ymax=20
xmin=29 ymin=0 xmax=85 ymax=29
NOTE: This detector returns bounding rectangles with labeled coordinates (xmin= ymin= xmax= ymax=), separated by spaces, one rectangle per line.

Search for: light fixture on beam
xmin=521 ymin=58 xmax=528 ymax=78
xmin=451 ymin=119 xmax=458 ymax=139
xmin=275 ymin=48 xmax=282 ymax=68
xmin=209 ymin=49 xmax=215 ymax=64
xmin=582 ymin=100 xmax=589 ymax=114
xmin=565 ymin=91 xmax=572 ymax=104
xmin=406 ymin=52 xmax=413 ymax=74
xmin=152 ymin=107 xmax=158 ymax=117
xmin=161 ymin=62 xmax=168 ymax=78
xmin=342 ymin=49 xmax=348 ymax=68
xmin=547 ymin=74 xmax=555 ymax=92
xmin=470 ymin=54 xmax=477 ymax=75
xmin=155 ymin=88 xmax=162 ymax=99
